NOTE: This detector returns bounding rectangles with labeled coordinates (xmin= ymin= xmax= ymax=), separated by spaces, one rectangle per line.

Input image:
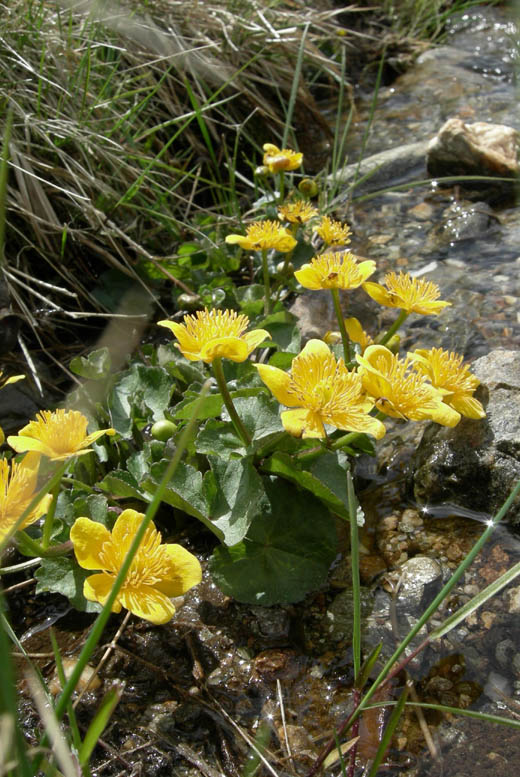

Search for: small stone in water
xmin=49 ymin=658 xmax=102 ymax=695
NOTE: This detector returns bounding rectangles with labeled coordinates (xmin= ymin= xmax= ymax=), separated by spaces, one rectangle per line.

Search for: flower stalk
xmin=261 ymin=248 xmax=272 ymax=315
xmin=377 ymin=309 xmax=408 ymax=346
xmin=212 ymin=357 xmax=252 ymax=447
xmin=331 ymin=287 xmax=352 ymax=363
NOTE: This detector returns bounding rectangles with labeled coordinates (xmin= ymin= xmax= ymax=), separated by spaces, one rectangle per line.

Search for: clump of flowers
xmin=70 ymin=509 xmax=202 ymax=624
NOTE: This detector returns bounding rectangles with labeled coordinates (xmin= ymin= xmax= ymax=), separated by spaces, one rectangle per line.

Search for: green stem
xmin=212 ymin=357 xmax=252 ymax=447
xmin=16 ymin=533 xmax=72 ymax=559
xmin=277 ymin=171 xmax=285 ymax=204
xmin=377 ymin=309 xmax=409 ymax=346
xmin=330 ymin=287 xmax=351 ymax=363
xmin=261 ymin=249 xmax=272 ymax=315
xmin=347 ymin=471 xmax=361 ymax=680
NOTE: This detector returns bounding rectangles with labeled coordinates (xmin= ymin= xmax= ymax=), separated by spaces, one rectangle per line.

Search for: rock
xmin=426 ymin=118 xmax=519 ymax=199
xmin=392 ymin=556 xmax=443 ymax=611
xmin=413 ymin=349 xmax=520 ymax=524
xmin=330 ymin=140 xmax=428 ymax=198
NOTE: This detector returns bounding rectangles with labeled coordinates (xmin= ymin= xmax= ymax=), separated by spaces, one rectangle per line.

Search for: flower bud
xmin=298 ymin=178 xmax=319 ymax=198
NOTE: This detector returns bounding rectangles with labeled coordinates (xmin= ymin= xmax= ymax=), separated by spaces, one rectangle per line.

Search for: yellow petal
xmin=357 ymin=260 xmax=378 ymax=282
xmin=112 ymin=509 xmax=145 ymax=547
xmin=7 ymin=435 xmax=51 ymax=456
xmin=158 ymin=544 xmax=202 ymax=597
xmin=281 ymin=408 xmax=325 ymax=438
xmin=426 ymin=402 xmax=461 ymax=427
xmin=71 ymin=517 xmax=112 ymax=570
xmin=449 ymin=395 xmax=486 ymax=419
xmin=349 ymin=415 xmax=386 ymax=440
xmin=256 ymin=364 xmax=299 ymax=407
xmin=83 ymin=428 xmax=116 ymax=447
xmin=119 ymin=586 xmax=176 ymax=625
xmin=363 ymin=282 xmax=393 ymax=306
xmin=299 ymin=339 xmax=333 ymax=360
xmin=244 ymin=329 xmax=270 ymax=353
xmin=294 ymin=264 xmax=322 ymax=290
xmin=84 ymin=572 xmax=121 ymax=612
xmin=200 ymin=336 xmax=249 ymax=363
xmin=224 ymin=234 xmax=247 ymax=246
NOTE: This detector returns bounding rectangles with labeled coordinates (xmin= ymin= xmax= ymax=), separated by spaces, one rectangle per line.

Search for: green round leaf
xmin=209 ymin=477 xmax=338 ymax=605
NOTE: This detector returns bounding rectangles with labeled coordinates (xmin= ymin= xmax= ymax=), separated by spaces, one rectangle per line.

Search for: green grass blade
xmin=0 ymin=107 xmax=13 ymax=267
xmin=431 ymin=553 xmax=520 ymax=640
xmin=347 ymin=469 xmax=361 ymax=680
xmin=281 ymin=21 xmax=310 ymax=149
xmin=78 ymin=685 xmax=123 ymax=767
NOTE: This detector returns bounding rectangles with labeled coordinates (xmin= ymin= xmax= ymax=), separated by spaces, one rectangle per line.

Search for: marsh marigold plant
xmin=70 ymin=509 xmax=202 ymax=624
xmin=256 ymin=339 xmax=386 ymax=439
xmin=8 ymin=409 xmax=115 ymax=461
xmin=158 ymin=308 xmax=269 ymax=364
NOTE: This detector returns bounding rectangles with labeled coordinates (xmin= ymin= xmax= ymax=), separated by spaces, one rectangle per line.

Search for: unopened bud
xmin=298 ymin=178 xmax=319 ymax=198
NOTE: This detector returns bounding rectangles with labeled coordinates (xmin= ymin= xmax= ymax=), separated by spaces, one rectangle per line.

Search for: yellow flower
xmin=225 ymin=220 xmax=297 ymax=253
xmin=7 ymin=409 xmax=115 ymax=461
xmin=409 ymin=347 xmax=485 ymax=420
xmin=262 ymin=143 xmax=303 ymax=173
xmin=314 ymin=216 xmax=352 ymax=247
xmin=363 ymin=271 xmax=451 ymax=315
xmin=325 ymin=318 xmax=373 ymax=351
xmin=278 ymin=201 xmax=318 ymax=224
xmin=0 ymin=371 xmax=25 ymax=445
xmin=256 ymin=339 xmax=386 ymax=440
xmin=0 ymin=452 xmax=51 ymax=542
xmin=70 ymin=510 xmax=202 ymax=625
xmin=294 ymin=251 xmax=376 ymax=291
xmin=356 ymin=345 xmax=460 ymax=426
xmin=158 ymin=308 xmax=269 ymax=364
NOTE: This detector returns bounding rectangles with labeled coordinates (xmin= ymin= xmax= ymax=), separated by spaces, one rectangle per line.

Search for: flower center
xmin=100 ymin=525 xmax=172 ymax=588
